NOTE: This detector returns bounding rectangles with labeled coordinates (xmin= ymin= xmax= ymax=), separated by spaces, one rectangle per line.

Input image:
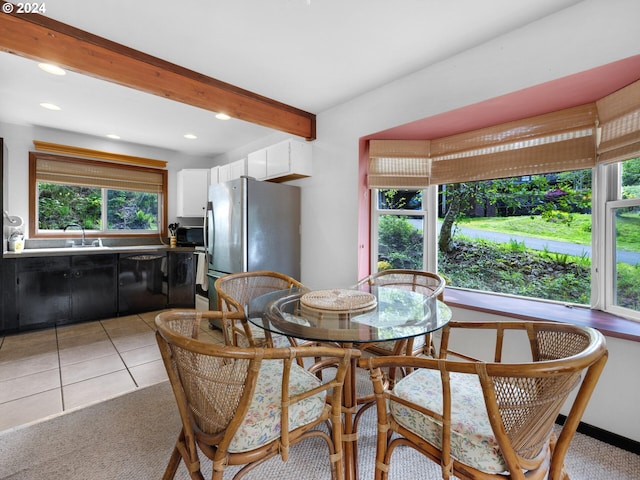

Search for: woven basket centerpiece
xmin=300 ymin=289 xmax=377 ymax=314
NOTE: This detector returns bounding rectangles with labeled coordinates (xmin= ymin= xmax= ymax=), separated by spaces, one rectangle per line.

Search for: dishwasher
xmin=118 ymin=252 xmax=167 ymax=314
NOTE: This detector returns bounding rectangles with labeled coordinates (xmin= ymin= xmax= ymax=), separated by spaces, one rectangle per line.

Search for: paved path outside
xmin=444 ymin=224 xmax=640 ymax=265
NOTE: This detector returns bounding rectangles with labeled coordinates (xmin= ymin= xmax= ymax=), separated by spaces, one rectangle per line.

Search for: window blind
xmin=596 ymin=79 xmax=640 ymax=164
xmin=368 ymin=140 xmax=430 ymax=188
xmin=367 ymin=103 xmax=599 ymax=188
xmin=429 ymin=104 xmax=597 ymax=185
xmin=33 ymin=153 xmax=166 ymax=192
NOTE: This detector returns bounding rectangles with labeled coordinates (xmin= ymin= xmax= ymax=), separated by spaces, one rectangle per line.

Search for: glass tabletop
xmin=247 ymin=285 xmax=451 ymax=344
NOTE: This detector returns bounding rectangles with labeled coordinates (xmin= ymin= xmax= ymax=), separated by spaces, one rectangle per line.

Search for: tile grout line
xmin=54 ymin=324 xmax=66 ymax=411
xmin=99 ymin=314 xmax=155 ymax=389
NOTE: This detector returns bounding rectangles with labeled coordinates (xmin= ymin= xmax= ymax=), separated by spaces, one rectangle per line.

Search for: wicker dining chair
xmin=214 ymin=270 xmax=307 ymax=348
xmin=354 ymin=269 xmax=446 ymax=357
xmin=156 ymin=309 xmax=359 ymax=480
xmin=359 ymin=320 xmax=608 ymax=480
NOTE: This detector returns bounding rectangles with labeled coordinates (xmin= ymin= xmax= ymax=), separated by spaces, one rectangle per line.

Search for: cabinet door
xmin=229 ymin=158 xmax=247 ymax=180
xmin=247 ymin=149 xmax=267 ymax=180
xmin=177 ymin=169 xmax=209 ymax=217
xmin=2 ymin=259 xmax=18 ymax=333
xmin=69 ymin=255 xmax=117 ymax=323
xmin=218 ymin=164 xmax=231 ymax=183
xmin=266 ymin=141 xmax=290 ymax=178
xmin=210 ymin=166 xmax=220 ymax=185
xmin=17 ymin=257 xmax=70 ymax=328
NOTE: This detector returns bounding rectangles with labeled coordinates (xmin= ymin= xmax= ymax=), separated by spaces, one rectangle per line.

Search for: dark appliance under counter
xmin=118 ymin=252 xmax=167 ymax=314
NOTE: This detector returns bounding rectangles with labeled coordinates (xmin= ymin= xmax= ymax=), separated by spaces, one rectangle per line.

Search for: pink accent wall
xmin=357 ymin=55 xmax=640 ymax=275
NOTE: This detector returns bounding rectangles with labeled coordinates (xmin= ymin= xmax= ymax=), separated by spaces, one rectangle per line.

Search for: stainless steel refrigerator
xmin=206 ymin=176 xmax=301 ymax=328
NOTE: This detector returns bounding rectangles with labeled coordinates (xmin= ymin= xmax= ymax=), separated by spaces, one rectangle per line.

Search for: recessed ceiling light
xmin=38 ymin=63 xmax=66 ymax=76
xmin=40 ymin=102 xmax=61 ymax=111
xmin=215 ymin=113 xmax=231 ymax=120
xmin=184 ymin=134 xmax=198 ymax=139
xmin=106 ymin=134 xmax=121 ymax=139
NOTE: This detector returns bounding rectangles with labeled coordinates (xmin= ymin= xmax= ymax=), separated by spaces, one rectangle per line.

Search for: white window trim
xmin=605 ymin=196 xmax=640 ymax=320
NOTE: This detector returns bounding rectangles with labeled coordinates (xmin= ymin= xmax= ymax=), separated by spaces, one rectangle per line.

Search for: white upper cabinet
xmin=176 ymin=168 xmax=210 ymax=217
xmin=247 ymin=148 xmax=267 ymax=179
xmin=247 ymin=139 xmax=312 ymax=182
xmin=210 ymin=166 xmax=220 ymax=185
xmin=217 ymin=158 xmax=246 ymax=184
xmin=229 ymin=158 xmax=247 ymax=180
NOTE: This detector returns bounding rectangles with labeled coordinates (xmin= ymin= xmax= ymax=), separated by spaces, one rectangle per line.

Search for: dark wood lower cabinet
xmin=68 ymin=254 xmax=118 ymax=323
xmin=14 ymin=255 xmax=117 ymax=330
xmin=2 ymin=250 xmax=195 ymax=334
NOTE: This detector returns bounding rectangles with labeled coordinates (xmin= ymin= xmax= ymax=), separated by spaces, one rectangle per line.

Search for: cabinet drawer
xmin=72 ymin=254 xmax=117 ymax=268
xmin=17 ymin=256 xmax=70 ymax=272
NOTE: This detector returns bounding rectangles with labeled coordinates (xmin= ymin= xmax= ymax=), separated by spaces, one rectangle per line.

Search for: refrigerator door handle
xmin=205 ymin=201 xmax=214 ymax=264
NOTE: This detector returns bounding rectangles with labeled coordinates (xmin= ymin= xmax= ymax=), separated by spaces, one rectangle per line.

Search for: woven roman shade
xmin=429 ymin=103 xmax=598 ymax=185
xmin=34 ymin=154 xmax=165 ymax=192
xmin=368 ymin=140 xmax=430 ymax=188
xmin=596 ymin=79 xmax=640 ymax=164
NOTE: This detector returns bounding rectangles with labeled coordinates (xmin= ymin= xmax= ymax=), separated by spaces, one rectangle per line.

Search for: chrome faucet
xmin=63 ymin=223 xmax=86 ymax=246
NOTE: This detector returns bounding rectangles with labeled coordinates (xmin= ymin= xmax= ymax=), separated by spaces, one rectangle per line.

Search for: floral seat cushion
xmin=390 ymin=368 xmax=508 ymax=474
xmin=228 ymin=359 xmax=327 ymax=453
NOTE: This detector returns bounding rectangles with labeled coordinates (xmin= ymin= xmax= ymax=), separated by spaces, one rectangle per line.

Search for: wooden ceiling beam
xmin=0 ymin=5 xmax=316 ymax=140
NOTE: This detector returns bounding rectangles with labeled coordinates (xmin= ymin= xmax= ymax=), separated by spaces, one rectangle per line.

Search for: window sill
xmin=444 ymin=288 xmax=640 ymax=342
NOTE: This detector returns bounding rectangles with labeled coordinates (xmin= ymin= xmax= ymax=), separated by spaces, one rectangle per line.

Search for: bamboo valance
xmin=429 ymin=104 xmax=597 ymax=185
xmin=596 ymin=79 xmax=640 ymax=164
xmin=33 ymin=152 xmax=166 ymax=192
xmin=367 ymin=102 xmax=609 ymax=187
xmin=368 ymin=140 xmax=431 ymax=188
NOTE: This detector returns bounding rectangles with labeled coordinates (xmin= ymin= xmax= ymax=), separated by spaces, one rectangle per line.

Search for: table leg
xmin=342 ymin=345 xmax=358 ymax=480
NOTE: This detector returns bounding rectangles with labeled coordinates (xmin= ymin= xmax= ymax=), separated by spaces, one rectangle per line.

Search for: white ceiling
xmin=0 ymin=0 xmax=582 ymax=156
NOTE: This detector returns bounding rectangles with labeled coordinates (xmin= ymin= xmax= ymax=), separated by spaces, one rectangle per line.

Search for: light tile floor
xmin=0 ymin=309 xmax=225 ymax=432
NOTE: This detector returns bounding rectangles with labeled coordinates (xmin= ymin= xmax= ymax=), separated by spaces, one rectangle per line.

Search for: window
xmin=436 ymin=169 xmax=593 ymax=305
xmin=29 ymin=152 xmax=167 ymax=238
xmin=372 ymin=189 xmax=426 ymax=271
xmin=605 ymin=158 xmax=640 ymax=317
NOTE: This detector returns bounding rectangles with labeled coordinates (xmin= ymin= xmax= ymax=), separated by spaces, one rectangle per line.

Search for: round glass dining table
xmin=247 ymin=285 xmax=451 ymax=345
xmin=247 ymin=285 xmax=451 ymax=480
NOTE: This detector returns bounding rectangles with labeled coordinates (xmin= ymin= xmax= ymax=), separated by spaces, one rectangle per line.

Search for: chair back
xmin=214 ymin=270 xmax=305 ymax=346
xmin=356 ymin=269 xmax=445 ymax=301
xmin=156 ymin=309 xmax=357 ymax=479
xmin=360 ymin=320 xmax=608 ymax=479
xmin=355 ymin=269 xmax=445 ymax=356
xmin=443 ymin=322 xmax=605 ymax=476
xmin=156 ymin=311 xmax=258 ymax=439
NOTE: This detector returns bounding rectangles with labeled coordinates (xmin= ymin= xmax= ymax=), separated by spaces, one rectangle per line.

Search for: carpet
xmin=0 ymin=381 xmax=638 ymax=479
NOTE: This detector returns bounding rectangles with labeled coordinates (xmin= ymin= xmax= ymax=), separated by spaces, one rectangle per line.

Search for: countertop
xmin=3 ymin=245 xmax=198 ymax=258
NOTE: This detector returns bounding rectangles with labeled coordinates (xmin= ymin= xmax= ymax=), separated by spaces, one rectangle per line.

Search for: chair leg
xmin=162 ymin=445 xmax=182 ymax=480
xmin=164 ymin=430 xmax=205 ymax=480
